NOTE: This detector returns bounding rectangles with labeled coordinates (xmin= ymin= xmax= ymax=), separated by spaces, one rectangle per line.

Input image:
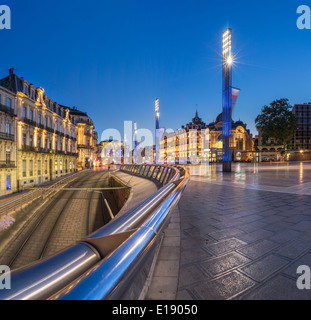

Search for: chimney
xmin=9 ymin=68 xmax=16 ymax=92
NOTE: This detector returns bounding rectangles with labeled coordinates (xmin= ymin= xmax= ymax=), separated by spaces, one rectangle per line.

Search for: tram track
xmin=2 ymin=170 xmax=108 ymax=270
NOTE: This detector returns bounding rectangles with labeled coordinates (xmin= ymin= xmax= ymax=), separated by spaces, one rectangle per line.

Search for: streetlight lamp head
xmin=227 ymin=55 xmax=233 ymax=66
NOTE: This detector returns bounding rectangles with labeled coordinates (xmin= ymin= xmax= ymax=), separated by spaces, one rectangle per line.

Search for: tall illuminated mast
xmin=222 ymin=28 xmax=233 ymax=172
xmin=155 ymin=98 xmax=160 ymax=164
xmin=134 ymin=121 xmax=138 ymax=164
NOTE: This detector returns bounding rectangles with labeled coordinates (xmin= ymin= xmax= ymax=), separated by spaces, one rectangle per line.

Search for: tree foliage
xmin=255 ymin=99 xmax=297 ymax=147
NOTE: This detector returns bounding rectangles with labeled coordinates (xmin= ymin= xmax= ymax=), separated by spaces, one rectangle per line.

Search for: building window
xmin=6 ymin=123 xmax=10 ymax=135
xmin=6 ymin=151 xmax=10 ymax=164
xmin=22 ymin=160 xmax=26 ymax=177
xmin=29 ymin=160 xmax=33 ymax=176
xmin=23 ymin=133 xmax=27 ymax=146
xmin=37 ymin=136 xmax=41 ymax=148
xmin=24 ymin=86 xmax=28 ymax=95
xmin=38 ymin=160 xmax=41 ymax=176
xmin=6 ymin=98 xmax=12 ymax=109
xmin=38 ymin=113 xmax=41 ymax=124
xmin=45 ymin=160 xmax=48 ymax=174
xmin=29 ymin=135 xmax=33 ymax=147
xmin=23 ymin=106 xmax=27 ymax=118
xmin=29 ymin=109 xmax=33 ymax=121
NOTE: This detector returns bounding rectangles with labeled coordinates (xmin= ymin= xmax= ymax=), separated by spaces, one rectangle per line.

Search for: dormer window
xmin=24 ymin=86 xmax=28 ymax=95
xmin=30 ymin=90 xmax=34 ymax=99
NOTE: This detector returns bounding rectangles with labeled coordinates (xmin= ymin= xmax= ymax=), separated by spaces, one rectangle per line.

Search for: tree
xmin=255 ymin=99 xmax=297 ymax=151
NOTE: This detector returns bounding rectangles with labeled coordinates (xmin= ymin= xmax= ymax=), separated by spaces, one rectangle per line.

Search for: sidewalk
xmin=175 ymin=162 xmax=311 ymax=300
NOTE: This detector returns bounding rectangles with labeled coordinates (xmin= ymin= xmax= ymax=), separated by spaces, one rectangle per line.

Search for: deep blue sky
xmin=1 ymin=0 xmax=311 ymax=141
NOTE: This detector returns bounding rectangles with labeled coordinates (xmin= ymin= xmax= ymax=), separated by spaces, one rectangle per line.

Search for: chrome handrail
xmin=0 ymin=164 xmax=189 ymax=300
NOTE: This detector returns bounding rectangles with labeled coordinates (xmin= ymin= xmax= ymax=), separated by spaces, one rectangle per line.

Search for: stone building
xmin=69 ymin=107 xmax=97 ymax=169
xmin=0 ymin=84 xmax=17 ymax=196
xmin=0 ymin=68 xmax=97 ymax=193
xmin=159 ymin=111 xmax=254 ymax=164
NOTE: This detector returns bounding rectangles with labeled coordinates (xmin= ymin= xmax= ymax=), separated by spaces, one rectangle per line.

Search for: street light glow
xmin=227 ymin=55 xmax=233 ymax=66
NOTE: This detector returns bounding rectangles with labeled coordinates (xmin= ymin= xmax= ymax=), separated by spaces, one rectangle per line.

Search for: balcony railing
xmin=0 ymin=164 xmax=189 ymax=300
xmin=0 ymin=103 xmax=16 ymax=116
xmin=21 ymin=145 xmax=78 ymax=157
xmin=22 ymin=118 xmax=37 ymax=127
xmin=0 ymin=161 xmax=16 ymax=168
xmin=77 ymin=144 xmax=94 ymax=150
xmin=0 ymin=132 xmax=15 ymax=142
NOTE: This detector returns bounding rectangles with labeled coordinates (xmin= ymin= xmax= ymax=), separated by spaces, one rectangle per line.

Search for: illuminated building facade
xmin=0 ymin=85 xmax=17 ymax=195
xmin=68 ymin=107 xmax=97 ymax=170
xmin=159 ymin=111 xmax=254 ymax=164
xmin=208 ymin=113 xmax=254 ymax=162
xmin=99 ymin=139 xmax=124 ymax=165
xmin=0 ymin=68 xmax=98 ymax=193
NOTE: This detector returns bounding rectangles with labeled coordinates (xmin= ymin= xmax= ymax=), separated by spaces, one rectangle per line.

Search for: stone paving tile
xmin=192 ymin=271 xmax=256 ymax=300
xmin=180 ymin=247 xmax=213 ymax=265
xmin=178 ymin=264 xmax=210 ymax=288
xmin=203 ymin=237 xmax=248 ymax=256
xmin=274 ymin=239 xmax=311 ymax=260
xmin=290 ymin=220 xmax=311 ymax=232
xmin=236 ymin=221 xmax=267 ymax=233
xmin=237 ymin=240 xmax=281 ymax=260
xmin=177 ymin=175 xmax=311 ymax=300
xmin=200 ymin=252 xmax=251 ymax=277
xmin=267 ymin=229 xmax=303 ymax=244
xmin=176 ymin=289 xmax=196 ymax=300
xmin=263 ymin=221 xmax=294 ymax=233
xmin=284 ymin=215 xmax=311 ymax=224
xmin=240 ymin=254 xmax=290 ymax=282
xmin=235 ymin=229 xmax=274 ymax=243
xmin=208 ymin=228 xmax=246 ymax=241
xmin=282 ymin=252 xmax=311 ymax=279
xmin=236 ymin=274 xmax=311 ymax=300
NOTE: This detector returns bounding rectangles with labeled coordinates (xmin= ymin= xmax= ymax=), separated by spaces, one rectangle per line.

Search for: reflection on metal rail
xmin=0 ymin=164 xmax=189 ymax=300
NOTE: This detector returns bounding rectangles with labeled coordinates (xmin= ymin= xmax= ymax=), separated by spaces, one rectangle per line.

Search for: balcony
xmin=23 ymin=118 xmax=37 ymax=127
xmin=0 ymin=161 xmax=16 ymax=168
xmin=37 ymin=123 xmax=45 ymax=130
xmin=66 ymin=152 xmax=79 ymax=157
xmin=46 ymin=127 xmax=54 ymax=133
xmin=78 ymin=144 xmax=94 ymax=149
xmin=0 ymin=104 xmax=16 ymax=117
xmin=0 ymin=132 xmax=15 ymax=142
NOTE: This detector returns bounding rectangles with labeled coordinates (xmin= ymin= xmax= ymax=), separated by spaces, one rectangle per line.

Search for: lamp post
xmin=222 ymin=28 xmax=233 ymax=172
xmin=155 ymin=98 xmax=160 ymax=164
xmin=134 ymin=122 xmax=137 ymax=164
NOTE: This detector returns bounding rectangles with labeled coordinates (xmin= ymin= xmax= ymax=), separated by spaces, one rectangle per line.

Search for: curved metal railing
xmin=0 ymin=164 xmax=189 ymax=300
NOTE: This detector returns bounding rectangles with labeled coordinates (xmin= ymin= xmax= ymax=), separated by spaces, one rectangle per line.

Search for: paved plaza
xmin=174 ymin=162 xmax=311 ymax=300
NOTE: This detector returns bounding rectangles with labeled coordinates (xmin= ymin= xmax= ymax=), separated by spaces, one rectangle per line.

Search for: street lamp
xmin=222 ymin=28 xmax=233 ymax=172
xmin=155 ymin=98 xmax=160 ymax=164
